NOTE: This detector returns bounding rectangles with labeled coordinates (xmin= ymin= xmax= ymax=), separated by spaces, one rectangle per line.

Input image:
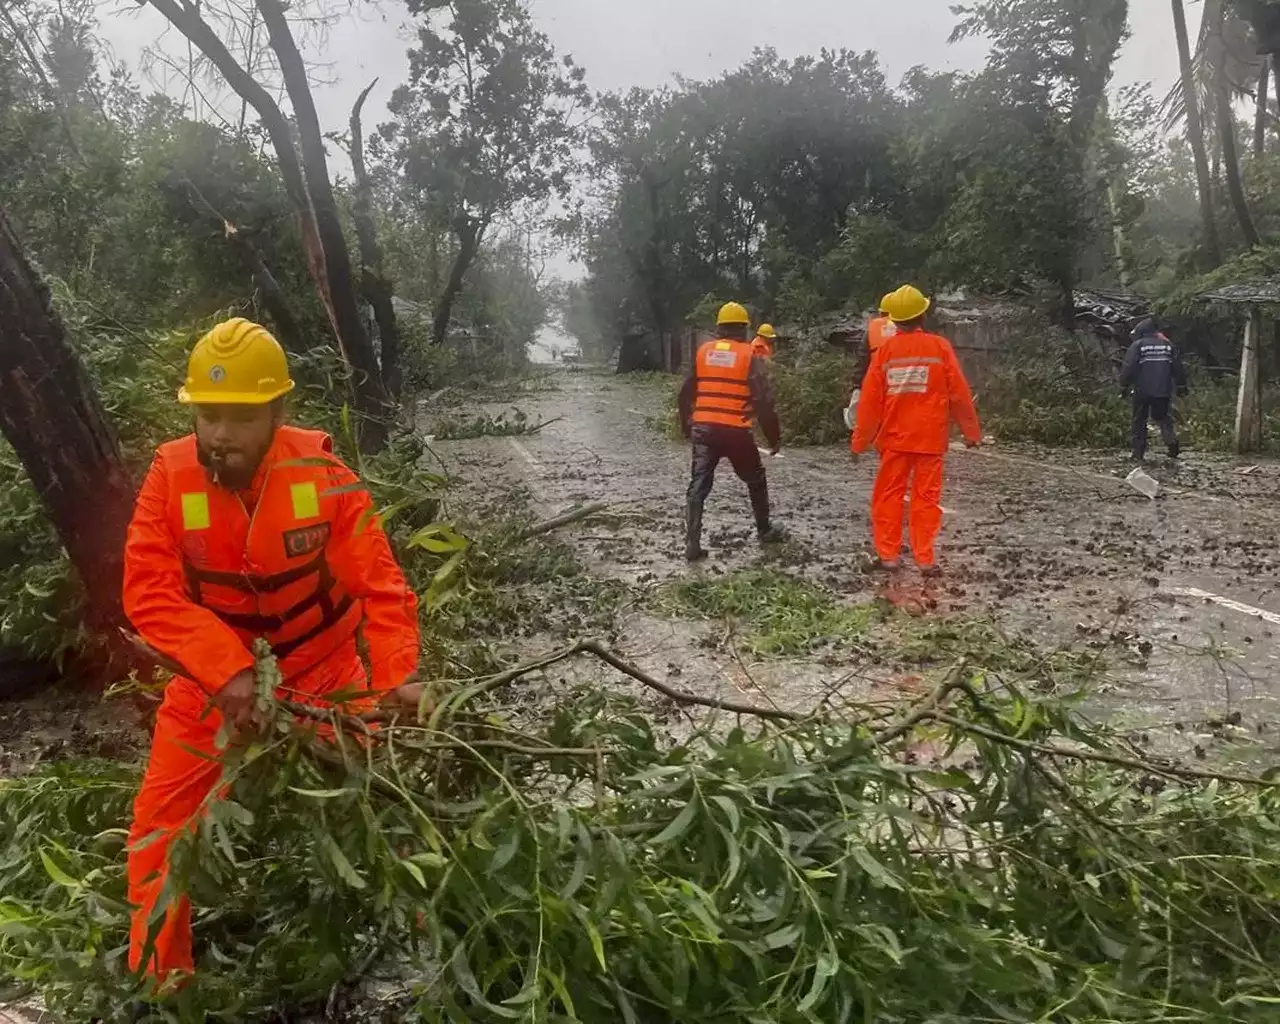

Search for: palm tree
xmin=1170 ymin=0 xmax=1223 ymax=264
xmin=1208 ymin=0 xmax=1261 ymax=245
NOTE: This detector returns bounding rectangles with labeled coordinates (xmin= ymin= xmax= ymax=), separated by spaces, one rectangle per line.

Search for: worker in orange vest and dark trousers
xmin=121 ymin=318 xmax=423 ymax=987
xmin=751 ymin=323 xmax=776 ymax=359
xmin=679 ymin=302 xmax=785 ymax=562
xmin=851 ymin=286 xmax=981 ymax=576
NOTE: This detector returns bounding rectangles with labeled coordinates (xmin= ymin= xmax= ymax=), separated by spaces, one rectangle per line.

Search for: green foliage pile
xmin=770 ymin=351 xmax=857 ymax=447
xmin=656 ymin=568 xmax=877 ymax=656
xmin=4 ymin=642 xmax=1280 ymax=1021
xmin=429 ymin=409 xmax=549 ymax=440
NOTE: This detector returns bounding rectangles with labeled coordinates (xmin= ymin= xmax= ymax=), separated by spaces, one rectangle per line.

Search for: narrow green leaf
xmin=652 ymin=795 xmax=699 ymax=845
xmin=323 ymin=836 xmax=366 ymax=890
xmin=39 ymin=849 xmax=79 ymax=888
xmin=587 ymin=920 xmax=607 ymax=971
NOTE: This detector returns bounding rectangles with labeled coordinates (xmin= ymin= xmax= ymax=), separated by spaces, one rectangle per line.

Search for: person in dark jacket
xmin=678 ymin=302 xmax=785 ymax=562
xmin=1120 ymin=318 xmax=1188 ymax=461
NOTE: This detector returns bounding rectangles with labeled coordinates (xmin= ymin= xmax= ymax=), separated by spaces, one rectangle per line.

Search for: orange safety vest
xmin=868 ymin=315 xmax=896 ymax=354
xmin=692 ymin=338 xmax=755 ymax=429
xmin=161 ymin=426 xmax=364 ymax=676
xmin=751 ymin=336 xmax=774 ymax=360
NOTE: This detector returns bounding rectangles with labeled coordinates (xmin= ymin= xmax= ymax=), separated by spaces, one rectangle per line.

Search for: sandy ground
xmin=430 ymin=368 xmax=1280 ymax=767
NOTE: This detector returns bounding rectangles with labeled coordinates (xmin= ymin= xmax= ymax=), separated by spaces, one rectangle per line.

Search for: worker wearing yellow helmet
xmin=678 ymin=301 xmax=786 ymax=561
xmin=120 ymin=318 xmax=423 ymax=984
xmin=751 ymin=322 xmax=777 ymax=359
xmin=850 ymin=286 xmax=981 ymax=576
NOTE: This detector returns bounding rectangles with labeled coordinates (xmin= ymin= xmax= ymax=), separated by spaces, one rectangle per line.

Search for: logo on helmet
xmin=209 ymin=365 xmax=227 ymax=383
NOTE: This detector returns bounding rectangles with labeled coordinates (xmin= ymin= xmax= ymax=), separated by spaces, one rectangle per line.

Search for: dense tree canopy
xmin=563 ymin=0 xmax=1280 ymax=356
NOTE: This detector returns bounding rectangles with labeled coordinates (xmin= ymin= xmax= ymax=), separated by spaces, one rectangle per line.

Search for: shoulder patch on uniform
xmin=706 ymin=349 xmax=739 ymax=368
xmin=180 ymin=492 xmax=210 ymax=531
xmin=283 ymin=522 xmax=331 ymax=558
xmin=290 ymin=481 xmax=320 ymax=520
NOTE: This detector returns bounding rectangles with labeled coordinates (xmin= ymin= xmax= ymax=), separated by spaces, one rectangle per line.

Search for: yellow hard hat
xmin=717 ymin=301 xmax=751 ymax=326
xmin=757 ymin=323 xmax=777 ymax=339
xmin=178 ymin=318 xmax=295 ymax=405
xmin=878 ymin=293 xmax=894 ymax=314
xmin=883 ymin=285 xmax=931 ymax=324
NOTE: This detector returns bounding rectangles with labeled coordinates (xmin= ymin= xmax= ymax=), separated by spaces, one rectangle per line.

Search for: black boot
xmin=750 ymin=485 xmax=786 ymax=544
xmin=685 ymin=500 xmax=708 ymax=562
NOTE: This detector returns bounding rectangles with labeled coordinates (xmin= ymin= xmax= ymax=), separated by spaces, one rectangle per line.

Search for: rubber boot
xmin=750 ymin=486 xmax=786 ymax=545
xmin=685 ymin=500 xmax=708 ymax=562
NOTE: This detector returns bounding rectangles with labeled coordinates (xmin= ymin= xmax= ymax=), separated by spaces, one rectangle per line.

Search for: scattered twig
xmin=523 ymin=415 xmax=564 ymax=434
xmin=578 ymin=639 xmax=802 ymax=721
xmin=868 ymin=661 xmax=971 ymax=748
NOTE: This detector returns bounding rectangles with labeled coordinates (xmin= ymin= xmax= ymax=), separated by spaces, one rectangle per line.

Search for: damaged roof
xmin=1198 ymin=279 xmax=1280 ymax=306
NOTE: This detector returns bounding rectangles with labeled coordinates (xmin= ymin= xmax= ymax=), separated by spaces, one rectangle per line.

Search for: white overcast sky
xmin=91 ymin=0 xmax=1185 ymax=351
xmin=95 ymin=0 xmax=1182 ymax=145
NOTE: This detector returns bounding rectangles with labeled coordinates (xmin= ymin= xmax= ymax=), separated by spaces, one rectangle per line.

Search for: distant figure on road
xmin=851 ymin=285 xmax=981 ymax=576
xmin=751 ymin=323 xmax=776 ymax=359
xmin=1120 ymin=318 xmax=1187 ymax=461
xmin=679 ymin=302 xmax=785 ymax=562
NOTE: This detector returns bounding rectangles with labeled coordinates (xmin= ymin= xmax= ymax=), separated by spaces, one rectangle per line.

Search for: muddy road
xmin=432 ymin=368 xmax=1280 ymax=765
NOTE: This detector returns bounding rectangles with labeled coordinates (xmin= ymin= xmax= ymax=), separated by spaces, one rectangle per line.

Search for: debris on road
xmin=1126 ymin=465 xmax=1160 ymax=499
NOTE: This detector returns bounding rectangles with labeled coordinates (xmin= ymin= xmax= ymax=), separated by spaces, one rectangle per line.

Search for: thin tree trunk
xmin=182 ymin=179 xmax=307 ymax=354
xmin=1172 ymin=0 xmax=1224 ymax=265
xmin=350 ymin=79 xmax=402 ymax=399
xmin=1211 ymin=0 xmax=1261 ymax=247
xmin=432 ymin=218 xmax=480 ymax=347
xmin=1255 ymin=55 xmax=1271 ymax=158
xmin=1219 ymin=91 xmax=1262 ymax=246
xmin=0 ymin=206 xmax=135 ymax=658
xmin=255 ymin=0 xmax=388 ymax=450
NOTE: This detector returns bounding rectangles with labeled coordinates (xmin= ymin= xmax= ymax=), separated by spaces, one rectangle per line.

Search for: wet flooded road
xmin=431 ymin=368 xmax=1280 ymax=764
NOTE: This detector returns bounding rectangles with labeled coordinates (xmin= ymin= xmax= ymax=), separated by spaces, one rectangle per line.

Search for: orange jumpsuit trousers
xmin=869 ymin=451 xmax=946 ymax=568
xmin=126 ymin=645 xmax=364 ymax=980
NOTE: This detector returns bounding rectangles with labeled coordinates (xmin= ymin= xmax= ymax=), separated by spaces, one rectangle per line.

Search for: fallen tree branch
xmin=929 ymin=711 xmax=1280 ymax=788
xmin=871 ymin=661 xmax=971 ymax=747
xmin=578 ymin=639 xmax=801 ymax=721
xmin=515 ymin=502 xmax=610 ymax=540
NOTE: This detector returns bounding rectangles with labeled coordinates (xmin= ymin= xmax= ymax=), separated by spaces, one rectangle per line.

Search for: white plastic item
xmin=1126 ymin=466 xmax=1160 ymax=500
xmin=843 ymin=389 xmax=861 ymax=430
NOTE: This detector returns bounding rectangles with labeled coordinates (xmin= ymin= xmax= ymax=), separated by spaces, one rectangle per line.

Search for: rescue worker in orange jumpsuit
xmin=853 ymin=294 xmax=896 ymax=386
xmin=122 ymin=318 xmax=421 ymax=984
xmin=751 ymin=323 xmax=777 ymax=359
xmin=679 ymin=302 xmax=784 ymax=562
xmin=851 ymin=286 xmax=981 ymax=575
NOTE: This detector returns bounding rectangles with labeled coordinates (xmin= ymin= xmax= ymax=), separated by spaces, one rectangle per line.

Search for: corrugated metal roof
xmin=1199 ymin=279 xmax=1280 ymax=305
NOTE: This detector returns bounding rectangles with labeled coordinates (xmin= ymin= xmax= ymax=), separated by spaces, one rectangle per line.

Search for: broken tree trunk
xmin=350 ymin=79 xmax=403 ymax=399
xmin=256 ymin=0 xmax=389 ymax=451
xmin=0 ymin=207 xmax=136 ymax=652
xmin=182 ymin=179 xmax=307 ymax=354
xmin=1235 ymin=309 xmax=1264 ymax=453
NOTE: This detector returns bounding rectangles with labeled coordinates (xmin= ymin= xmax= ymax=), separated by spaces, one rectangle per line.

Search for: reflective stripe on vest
xmin=692 ymin=340 xmax=753 ymax=429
